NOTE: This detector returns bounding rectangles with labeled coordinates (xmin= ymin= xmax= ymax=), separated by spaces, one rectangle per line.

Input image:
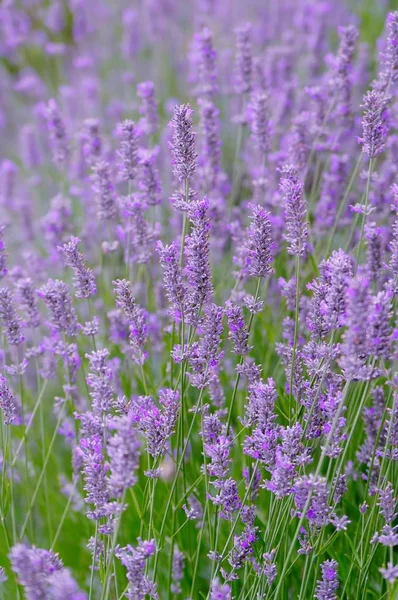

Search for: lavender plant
xmin=0 ymin=2 xmax=398 ymax=599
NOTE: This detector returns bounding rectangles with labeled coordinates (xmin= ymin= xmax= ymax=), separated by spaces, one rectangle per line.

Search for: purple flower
xmin=131 ymin=389 xmax=180 ymax=458
xmin=330 ymin=514 xmax=350 ymax=531
xmin=198 ymin=98 xmax=222 ymax=189
xmin=0 ymin=287 xmax=24 ymax=345
xmin=210 ymin=578 xmax=232 ymax=600
xmin=379 ymin=562 xmax=398 ymax=584
xmin=229 ymin=524 xmax=257 ymax=571
xmin=316 ymin=154 xmax=349 ymax=231
xmin=294 ymin=475 xmax=330 ymax=528
xmin=245 ymin=204 xmax=273 ymax=278
xmin=244 ymin=378 xmax=277 ymax=429
xmin=117 ymin=120 xmax=139 ymax=181
xmin=339 ymin=276 xmax=371 ymax=380
xmin=234 ymin=23 xmax=252 ymax=95
xmin=38 ymin=279 xmax=79 ymax=337
xmin=45 ymin=99 xmax=69 ymax=168
xmin=113 ymin=279 xmax=148 ymax=364
xmin=182 ymin=495 xmax=203 ymax=525
xmin=58 ymin=237 xmax=96 ymax=299
xmin=315 ymin=559 xmax=339 ymax=600
xmin=389 ymin=187 xmax=398 ymax=276
xmin=137 ymin=81 xmax=158 ymax=136
xmin=20 ymin=124 xmax=41 ymax=169
xmin=0 ymin=225 xmax=7 ymax=280
xmin=279 ymin=165 xmax=307 ymax=257
xmin=47 ymin=568 xmax=87 ymax=600
xmin=169 ymin=104 xmax=197 ymax=182
xmin=321 ymin=390 xmax=347 ymax=458
xmin=262 ymin=550 xmax=277 ymax=585
xmin=119 ymin=195 xmax=155 ymax=264
xmin=249 ymin=93 xmax=271 ymax=161
xmin=91 ymin=161 xmax=117 ymax=221
xmin=78 ymin=433 xmax=110 ymax=520
xmin=289 ymin=111 xmax=311 ymax=170
xmin=357 ymin=387 xmax=386 ymax=465
xmin=9 ymin=544 xmax=63 ymax=600
xmin=204 ymin=434 xmax=233 ymax=478
xmin=107 ymin=414 xmax=141 ymax=498
xmin=372 ymin=525 xmax=398 ymax=546
xmin=0 ymin=160 xmax=17 ymax=206
xmin=41 ymin=195 xmax=72 ymax=251
xmin=0 ymin=375 xmax=17 ymax=425
xmin=378 ymin=482 xmax=397 ymax=524
xmin=225 ymin=302 xmax=250 ymax=355
xmin=171 ymin=547 xmax=184 ymax=594
xmin=191 ymin=27 xmax=218 ymax=98
xmin=210 ymin=477 xmax=241 ymax=521
xmin=187 ymin=303 xmax=224 ymax=389
xmin=365 ymin=222 xmax=383 ymax=283
xmin=323 ymin=249 xmax=353 ymax=329
xmin=358 ymin=91 xmax=388 ymax=159
xmin=86 ymin=349 xmax=115 ymax=414
xmin=137 ymin=149 xmax=161 ymax=206
xmin=330 ymin=25 xmax=358 ymax=118
xmin=202 ymin=413 xmax=223 ymax=444
xmin=157 ymin=240 xmax=187 ymax=323
xmin=185 ymin=198 xmax=213 ymax=324
xmin=116 ymin=539 xmax=158 ymax=600
xmin=12 ymin=275 xmax=40 ymax=328
xmin=376 ymin=12 xmax=398 ymax=91
xmin=368 ymin=288 xmax=393 ymax=359
xmin=82 ymin=118 xmax=102 ymax=165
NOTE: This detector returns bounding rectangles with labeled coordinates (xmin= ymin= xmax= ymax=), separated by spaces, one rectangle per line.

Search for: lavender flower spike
xmin=45 ymin=99 xmax=69 ymax=169
xmin=118 ymin=120 xmax=139 ymax=181
xmin=315 ymin=559 xmax=339 ymax=600
xmin=58 ymin=237 xmax=96 ymax=299
xmin=358 ymin=91 xmax=388 ymax=159
xmin=0 ymin=287 xmax=24 ymax=345
xmin=210 ymin=577 xmax=232 ymax=600
xmin=279 ymin=165 xmax=307 ymax=257
xmin=198 ymin=98 xmax=222 ymax=188
xmin=331 ymin=25 xmax=358 ymax=118
xmin=9 ymin=544 xmax=63 ymax=600
xmin=113 ymin=279 xmax=148 ymax=364
xmin=38 ymin=279 xmax=79 ymax=337
xmin=157 ymin=240 xmax=186 ymax=323
xmin=234 ymin=23 xmax=252 ymax=95
xmin=169 ymin=104 xmax=197 ymax=182
xmin=380 ymin=562 xmax=398 ymax=584
xmin=0 ymin=225 xmax=7 ymax=279
xmin=377 ymin=12 xmax=398 ymax=91
xmin=250 ymin=92 xmax=271 ymax=162
xmin=92 ymin=161 xmax=117 ymax=221
xmin=192 ymin=27 xmax=218 ymax=98
xmin=225 ymin=302 xmax=251 ymax=355
xmin=107 ymin=414 xmax=141 ymax=498
xmin=137 ymin=81 xmax=159 ymax=136
xmin=115 ymin=539 xmax=158 ymax=600
xmin=0 ymin=375 xmax=17 ymax=425
xmin=185 ymin=198 xmax=213 ymax=324
xmin=245 ymin=204 xmax=273 ymax=278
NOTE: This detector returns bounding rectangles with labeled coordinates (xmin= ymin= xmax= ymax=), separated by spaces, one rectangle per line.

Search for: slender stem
xmin=50 ymin=477 xmax=78 ymax=550
xmin=19 ymin=401 xmax=67 ymax=540
xmin=355 ymin=158 xmax=373 ymax=274
xmin=289 ymin=255 xmax=300 ymax=424
xmin=226 ymin=277 xmax=261 ymax=434
xmin=89 ymin=520 xmax=99 ymax=600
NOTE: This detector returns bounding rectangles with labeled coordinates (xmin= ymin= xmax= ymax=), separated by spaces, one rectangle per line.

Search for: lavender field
xmin=1 ymin=1 xmax=398 ymax=598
